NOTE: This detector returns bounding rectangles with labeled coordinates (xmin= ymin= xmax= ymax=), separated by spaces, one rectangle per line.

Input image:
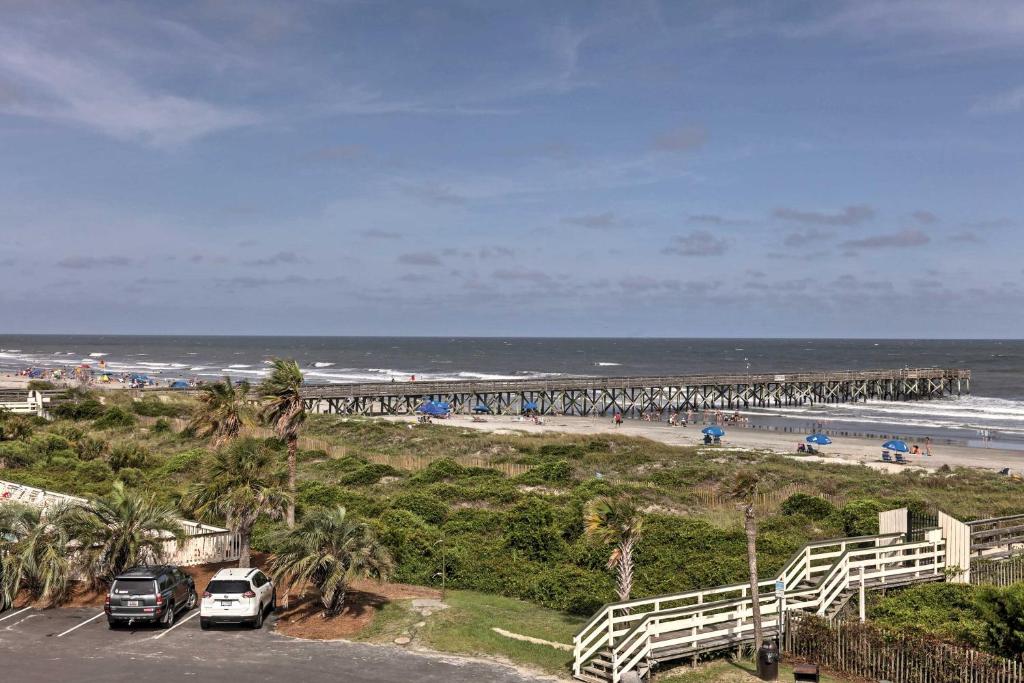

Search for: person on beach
xmin=613 ymin=412 xmax=623 ymax=427
xmin=924 ymin=436 xmax=932 ymax=456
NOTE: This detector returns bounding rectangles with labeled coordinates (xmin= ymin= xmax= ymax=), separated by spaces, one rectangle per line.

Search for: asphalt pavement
xmin=0 ymin=606 xmax=550 ymax=682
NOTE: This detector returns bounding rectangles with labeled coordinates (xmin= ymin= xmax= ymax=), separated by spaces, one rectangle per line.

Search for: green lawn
xmin=660 ymin=659 xmax=850 ymax=683
xmin=357 ymin=589 xmax=586 ymax=675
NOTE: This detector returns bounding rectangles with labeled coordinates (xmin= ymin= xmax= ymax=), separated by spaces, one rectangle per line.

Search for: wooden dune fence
xmin=971 ymin=555 xmax=1024 ymax=587
xmin=692 ymin=482 xmax=846 ymax=513
xmin=138 ymin=416 xmax=530 ymax=477
xmin=784 ymin=613 xmax=1024 ymax=683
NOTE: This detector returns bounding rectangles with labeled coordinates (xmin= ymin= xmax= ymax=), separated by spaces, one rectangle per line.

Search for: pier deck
xmin=299 ymin=367 xmax=970 ymax=416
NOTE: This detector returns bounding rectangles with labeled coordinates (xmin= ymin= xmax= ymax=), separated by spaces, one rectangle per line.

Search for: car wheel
xmin=186 ymin=590 xmax=197 ymax=610
xmin=162 ymin=603 xmax=175 ymax=629
xmin=200 ymin=618 xmax=210 ymax=630
xmin=270 ymin=590 xmax=277 ymax=612
xmin=107 ymin=618 xmax=118 ymax=629
xmin=252 ymin=606 xmax=264 ymax=629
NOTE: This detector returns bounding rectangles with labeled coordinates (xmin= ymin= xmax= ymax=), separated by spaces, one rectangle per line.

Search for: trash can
xmin=757 ymin=641 xmax=779 ymax=681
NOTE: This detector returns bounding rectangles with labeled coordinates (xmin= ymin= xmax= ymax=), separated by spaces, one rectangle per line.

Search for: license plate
xmin=126 ymin=600 xmax=140 ymax=607
xmin=219 ymin=600 xmax=233 ymax=606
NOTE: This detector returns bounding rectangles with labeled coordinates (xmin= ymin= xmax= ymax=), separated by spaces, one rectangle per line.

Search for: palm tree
xmin=584 ymin=495 xmax=644 ymax=602
xmin=269 ymin=506 xmax=392 ymax=617
xmin=188 ymin=376 xmax=252 ymax=448
xmin=259 ymin=358 xmax=306 ymax=527
xmin=0 ymin=503 xmax=78 ymax=608
xmin=731 ymin=470 xmax=764 ymax=652
xmin=185 ymin=438 xmax=290 ymax=568
xmin=77 ymin=481 xmax=183 ymax=588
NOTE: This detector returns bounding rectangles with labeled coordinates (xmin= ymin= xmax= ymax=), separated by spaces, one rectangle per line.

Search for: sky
xmin=1 ymin=0 xmax=1022 ymax=338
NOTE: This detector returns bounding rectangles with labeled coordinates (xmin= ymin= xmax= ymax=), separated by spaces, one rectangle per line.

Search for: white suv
xmin=199 ymin=568 xmax=276 ymax=629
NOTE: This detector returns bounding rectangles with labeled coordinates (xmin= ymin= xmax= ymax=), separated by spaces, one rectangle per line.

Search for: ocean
xmin=2 ymin=336 xmax=1023 ymax=446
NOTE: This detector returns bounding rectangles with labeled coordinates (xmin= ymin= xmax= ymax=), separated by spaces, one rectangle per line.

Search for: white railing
xmin=0 ymin=478 xmax=240 ymax=566
xmin=572 ymin=533 xmax=945 ymax=682
xmin=0 ymin=390 xmax=51 ymax=417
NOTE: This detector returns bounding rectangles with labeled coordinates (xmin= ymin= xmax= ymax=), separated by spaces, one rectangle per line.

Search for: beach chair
xmin=712 ymin=436 xmax=722 ymax=446
xmin=881 ymin=451 xmax=892 ymax=463
xmin=999 ymin=467 xmax=1011 ymax=476
xmin=895 ymin=452 xmax=908 ymax=465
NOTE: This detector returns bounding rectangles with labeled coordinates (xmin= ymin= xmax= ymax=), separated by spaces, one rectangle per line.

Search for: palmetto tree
xmin=188 ymin=377 xmax=252 ymax=448
xmin=77 ymin=481 xmax=183 ymax=588
xmin=185 ymin=438 xmax=290 ymax=568
xmin=0 ymin=503 xmax=79 ymax=608
xmin=584 ymin=495 xmax=644 ymax=602
xmin=269 ymin=506 xmax=392 ymax=617
xmin=731 ymin=470 xmax=764 ymax=652
xmin=259 ymin=358 xmax=306 ymax=527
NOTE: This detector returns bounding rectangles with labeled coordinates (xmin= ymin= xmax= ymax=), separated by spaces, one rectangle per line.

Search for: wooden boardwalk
xmin=298 ymin=367 xmax=970 ymax=416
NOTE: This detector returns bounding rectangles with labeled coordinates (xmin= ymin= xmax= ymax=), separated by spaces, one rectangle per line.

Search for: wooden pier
xmin=299 ymin=367 xmax=970 ymax=416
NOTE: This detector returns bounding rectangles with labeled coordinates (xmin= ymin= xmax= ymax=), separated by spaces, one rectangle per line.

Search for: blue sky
xmin=1 ymin=0 xmax=1022 ymax=337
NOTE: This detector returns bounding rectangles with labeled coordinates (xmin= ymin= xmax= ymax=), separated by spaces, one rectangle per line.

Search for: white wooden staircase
xmin=573 ymin=532 xmax=947 ymax=683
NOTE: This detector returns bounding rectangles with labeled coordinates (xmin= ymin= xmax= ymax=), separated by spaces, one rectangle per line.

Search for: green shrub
xmin=839 ymin=499 xmax=885 ymax=536
xmin=374 ymin=509 xmax=441 ymax=584
xmin=132 ymin=398 xmax=186 ymax=418
xmin=0 ymin=414 xmax=35 ymax=440
xmin=51 ymin=423 xmax=86 ymax=442
xmin=414 ymin=458 xmax=466 ymax=483
xmin=975 ymin=583 xmax=1024 ymax=659
xmin=94 ymin=407 xmax=137 ymax=430
xmin=392 ymin=492 xmax=449 ymax=525
xmin=529 ymin=564 xmax=612 ymax=614
xmin=297 ymin=481 xmax=348 ymax=510
xmin=504 ymin=498 xmax=563 ymax=562
xmin=29 ymin=433 xmax=72 ymax=455
xmin=116 ymin=467 xmax=145 ymax=487
xmin=160 ymin=448 xmax=206 ymax=475
xmin=339 ymin=463 xmax=402 ymax=485
xmin=26 ymin=380 xmax=56 ymax=390
xmin=0 ymin=441 xmax=36 ymax=468
xmin=51 ymin=398 xmax=105 ymax=420
xmin=152 ymin=418 xmax=172 ymax=434
xmin=109 ymin=442 xmax=148 ymax=471
xmin=870 ymin=582 xmax=986 ymax=647
xmin=517 ymin=460 xmax=573 ymax=486
xmin=76 ymin=459 xmax=114 ymax=483
xmin=75 ymin=436 xmax=109 ymax=461
xmin=781 ymin=493 xmax=836 ymax=520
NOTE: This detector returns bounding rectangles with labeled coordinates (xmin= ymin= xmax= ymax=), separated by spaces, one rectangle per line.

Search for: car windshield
xmin=112 ymin=579 xmax=155 ymax=595
xmin=206 ymin=580 xmax=250 ymax=594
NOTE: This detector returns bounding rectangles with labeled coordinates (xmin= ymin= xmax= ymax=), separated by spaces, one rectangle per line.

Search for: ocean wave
xmin=228 ymin=364 xmax=252 ymax=368
xmin=595 ymin=362 xmax=621 ymax=366
xmin=313 ymin=362 xmax=335 ymax=368
xmin=88 ymin=352 xmax=108 ymax=357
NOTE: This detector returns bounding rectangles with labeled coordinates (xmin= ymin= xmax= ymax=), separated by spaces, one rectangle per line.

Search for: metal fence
xmin=784 ymin=613 xmax=1024 ymax=683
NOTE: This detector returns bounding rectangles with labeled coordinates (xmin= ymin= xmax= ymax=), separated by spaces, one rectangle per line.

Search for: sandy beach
xmin=403 ymin=414 xmax=1024 ymax=476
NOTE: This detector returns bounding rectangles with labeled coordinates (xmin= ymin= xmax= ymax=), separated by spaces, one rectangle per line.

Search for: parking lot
xmin=0 ymin=606 xmax=547 ymax=682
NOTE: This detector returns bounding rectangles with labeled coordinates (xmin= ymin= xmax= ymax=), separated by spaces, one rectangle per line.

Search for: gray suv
xmin=105 ymin=565 xmax=197 ymax=628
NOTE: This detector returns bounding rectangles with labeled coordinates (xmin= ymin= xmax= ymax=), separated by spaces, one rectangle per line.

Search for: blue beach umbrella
xmin=523 ymin=401 xmax=539 ymax=412
xmin=472 ymin=404 xmax=491 ymax=413
xmin=882 ymin=439 xmax=910 ymax=453
xmin=702 ymin=426 xmax=725 ymax=438
xmin=806 ymin=434 xmax=832 ymax=446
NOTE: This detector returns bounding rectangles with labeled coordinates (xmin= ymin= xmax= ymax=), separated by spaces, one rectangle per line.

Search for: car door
xmin=250 ymin=572 xmax=265 ymax=608
xmin=173 ymin=569 xmax=188 ymax=607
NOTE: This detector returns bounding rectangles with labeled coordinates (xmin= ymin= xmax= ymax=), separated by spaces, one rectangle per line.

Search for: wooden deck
xmin=297 ymin=367 xmax=971 ymax=416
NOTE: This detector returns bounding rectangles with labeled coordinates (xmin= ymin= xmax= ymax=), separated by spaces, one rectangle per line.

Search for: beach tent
xmin=702 ymin=426 xmax=725 ymax=438
xmin=170 ymin=380 xmax=189 ymax=389
xmin=523 ymin=401 xmax=539 ymax=412
xmin=882 ymin=439 xmax=910 ymax=453
xmin=416 ymin=401 xmax=450 ymax=417
xmin=472 ymin=404 xmax=491 ymax=413
xmin=806 ymin=434 xmax=832 ymax=446
xmin=130 ymin=373 xmax=152 ymax=383
xmin=27 ymin=368 xmax=44 ymax=378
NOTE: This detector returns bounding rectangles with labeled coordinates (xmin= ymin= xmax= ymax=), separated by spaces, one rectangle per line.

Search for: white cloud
xmin=971 ymin=85 xmax=1024 ymax=114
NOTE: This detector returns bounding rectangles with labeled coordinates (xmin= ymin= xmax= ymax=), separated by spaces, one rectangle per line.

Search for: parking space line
xmin=151 ymin=610 xmax=200 ymax=639
xmin=56 ymin=611 xmax=106 ymax=637
xmin=5 ymin=614 xmax=37 ymax=630
xmin=0 ymin=607 xmax=31 ymax=623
